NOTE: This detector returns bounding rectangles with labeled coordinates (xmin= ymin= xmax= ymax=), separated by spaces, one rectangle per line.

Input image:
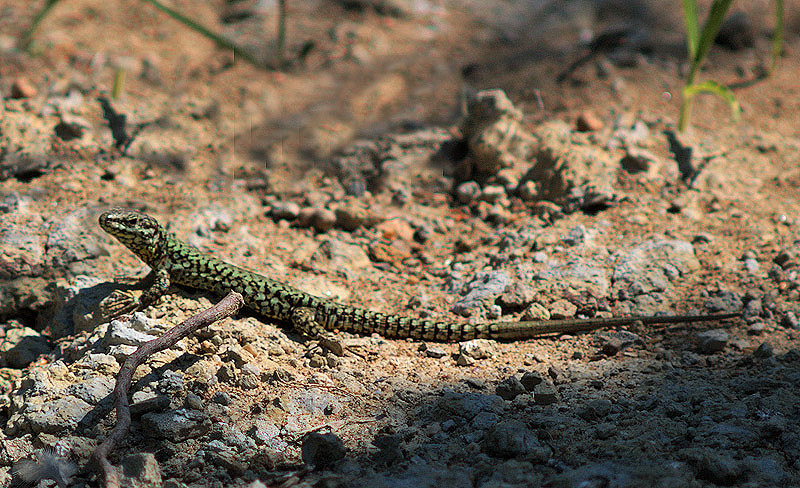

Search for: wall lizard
xmin=99 ymin=208 xmax=738 ymax=344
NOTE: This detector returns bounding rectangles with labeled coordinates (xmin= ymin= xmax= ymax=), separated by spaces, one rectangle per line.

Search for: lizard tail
xmin=485 ymin=312 xmax=740 ymax=340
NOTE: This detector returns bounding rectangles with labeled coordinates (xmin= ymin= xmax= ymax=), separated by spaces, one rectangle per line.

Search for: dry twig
xmin=90 ymin=291 xmax=244 ymax=487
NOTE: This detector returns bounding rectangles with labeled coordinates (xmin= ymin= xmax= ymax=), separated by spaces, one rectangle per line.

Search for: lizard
xmin=99 ymin=208 xmax=739 ymax=346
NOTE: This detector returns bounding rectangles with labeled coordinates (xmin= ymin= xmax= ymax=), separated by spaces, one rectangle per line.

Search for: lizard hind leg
xmin=290 ymin=306 xmax=345 ymax=356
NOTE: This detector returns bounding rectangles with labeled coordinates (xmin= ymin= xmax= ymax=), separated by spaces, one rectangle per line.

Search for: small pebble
xmin=602 ymin=338 xmax=623 ymax=356
xmin=479 ymin=185 xmax=506 ymax=203
xmin=10 ymin=77 xmax=37 ymax=98
xmin=780 ymin=311 xmax=800 ymax=330
xmin=211 ymin=391 xmax=231 ymax=405
xmin=456 ymin=181 xmax=481 ymax=204
xmin=425 ymin=347 xmax=447 ymax=359
xmin=576 ymin=110 xmax=603 ymax=132
xmin=518 ymin=180 xmax=538 ymax=201
xmin=456 ymin=354 xmax=475 ymax=366
xmin=311 ymin=208 xmax=336 ymax=232
xmin=270 ymin=201 xmax=300 ymax=220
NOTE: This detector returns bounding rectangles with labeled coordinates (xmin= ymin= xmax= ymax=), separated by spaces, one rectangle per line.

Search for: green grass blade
xmin=681 ymin=80 xmax=742 ymax=131
xmin=693 ymin=0 xmax=734 ymax=66
xmin=142 ymin=0 xmax=265 ymax=69
xmin=768 ymin=0 xmax=784 ymax=74
xmin=18 ymin=0 xmax=62 ymax=51
xmin=682 ymin=0 xmax=700 ymax=61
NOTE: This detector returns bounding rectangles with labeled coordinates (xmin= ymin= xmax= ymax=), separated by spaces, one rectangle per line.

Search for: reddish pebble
xmin=576 ymin=111 xmax=603 ymax=132
xmin=10 ymin=77 xmax=37 ymax=99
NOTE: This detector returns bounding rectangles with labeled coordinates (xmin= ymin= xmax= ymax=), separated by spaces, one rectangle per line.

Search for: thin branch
xmin=91 ymin=292 xmax=244 ymax=488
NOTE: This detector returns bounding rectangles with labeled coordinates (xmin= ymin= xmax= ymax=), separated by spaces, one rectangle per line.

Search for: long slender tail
xmin=485 ymin=312 xmax=741 ymax=340
xmin=321 ymin=297 xmax=740 ymax=342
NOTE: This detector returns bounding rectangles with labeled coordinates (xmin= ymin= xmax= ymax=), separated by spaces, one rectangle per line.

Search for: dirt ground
xmin=1 ymin=0 xmax=800 ymax=487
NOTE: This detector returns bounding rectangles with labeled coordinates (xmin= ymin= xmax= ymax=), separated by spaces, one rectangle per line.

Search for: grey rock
xmin=497 ymin=281 xmax=536 ymax=309
xmin=479 ymin=185 xmax=506 ymax=203
xmin=156 ymin=370 xmax=184 ymax=394
xmin=743 ymin=455 xmax=790 ymax=485
xmin=455 ymin=181 xmax=481 ymax=204
xmin=578 ymin=399 xmax=613 ymax=420
xmin=185 ymin=393 xmax=203 ymax=410
xmin=425 ymin=347 xmax=447 ymax=359
xmin=372 ymin=433 xmax=403 ymax=466
xmin=520 ymin=371 xmax=544 ymax=391
xmin=311 ymin=240 xmax=371 ymax=281
xmin=495 ymin=376 xmax=526 ymax=401
xmin=562 ymin=225 xmax=586 ymax=246
xmin=205 ymin=449 xmax=247 ymax=476
xmin=481 ymin=420 xmax=541 ymax=458
xmin=683 ymin=448 xmax=743 ymax=485
xmin=780 ymin=311 xmax=800 ymax=330
xmin=427 ymin=391 xmax=504 ymax=422
xmin=742 ymin=257 xmax=760 ymax=274
xmin=0 ymin=277 xmax=50 ymax=318
xmin=743 ymin=298 xmax=763 ymax=318
xmin=602 ymin=337 xmax=623 ymax=356
xmin=704 ymin=290 xmax=743 ymax=313
xmin=521 ymin=302 xmax=550 ymax=321
xmin=533 ymin=382 xmax=558 ymax=405
xmin=753 ymin=342 xmax=774 ymax=359
xmin=612 ymin=239 xmax=700 ymax=303
xmin=748 ymin=322 xmax=766 ymax=335
xmin=44 ymin=208 xmax=107 ymax=270
xmin=23 ymin=396 xmax=94 ymax=434
xmin=130 ymin=395 xmax=171 ymax=416
xmin=458 ymin=339 xmax=498 ymax=360
xmin=141 ymin=409 xmax=210 ymax=441
xmin=0 ymin=325 xmax=51 ymax=368
xmin=774 ymin=242 xmax=800 ymax=269
xmin=451 ymin=271 xmax=511 ymax=317
xmin=269 ymin=201 xmax=300 ymax=220
xmin=66 ymin=376 xmax=114 ymax=404
xmin=250 ymin=419 xmax=286 ymax=449
xmin=471 ymin=411 xmax=499 ymax=430
xmin=301 ymin=432 xmax=346 ymax=469
xmin=533 ymin=260 xmax=610 ymax=299
xmin=47 ymin=274 xmax=111 ymax=334
xmin=594 ymin=422 xmax=617 ymax=440
xmin=120 ymin=452 xmax=162 ymax=488
xmin=696 ymin=329 xmax=729 ymax=354
xmin=528 ymin=120 xmax=616 ymax=203
xmin=297 ymin=208 xmax=336 ymax=232
xmin=212 ymin=391 xmax=231 ymax=405
xmin=455 ymin=354 xmax=475 ymax=366
xmin=0 ymin=223 xmax=45 ymax=279
xmin=104 ymin=319 xmax=157 ymax=347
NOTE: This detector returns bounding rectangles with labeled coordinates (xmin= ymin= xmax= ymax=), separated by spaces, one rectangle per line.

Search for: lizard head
xmin=99 ymin=208 xmax=168 ymax=265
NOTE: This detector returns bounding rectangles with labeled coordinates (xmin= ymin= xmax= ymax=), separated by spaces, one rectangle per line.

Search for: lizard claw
xmin=98 ymin=289 xmax=140 ymax=318
xmin=316 ymin=335 xmax=346 ymax=357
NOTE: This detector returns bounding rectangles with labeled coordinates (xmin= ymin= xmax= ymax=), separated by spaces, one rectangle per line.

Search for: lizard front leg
xmin=101 ymin=268 xmax=171 ymax=319
xmin=290 ymin=307 xmax=345 ymax=356
xmin=138 ymin=267 xmax=171 ymax=308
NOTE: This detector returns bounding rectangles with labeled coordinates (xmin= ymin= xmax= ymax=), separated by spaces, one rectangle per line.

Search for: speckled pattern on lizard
xmin=99 ymin=208 xmax=738 ymax=342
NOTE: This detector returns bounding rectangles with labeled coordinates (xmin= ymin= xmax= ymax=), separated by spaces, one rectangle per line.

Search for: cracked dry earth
xmin=2 ymin=1 xmax=800 ymax=487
